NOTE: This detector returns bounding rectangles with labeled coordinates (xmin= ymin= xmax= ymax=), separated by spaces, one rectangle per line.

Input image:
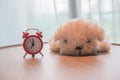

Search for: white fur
xmin=49 ymin=19 xmax=111 ymax=56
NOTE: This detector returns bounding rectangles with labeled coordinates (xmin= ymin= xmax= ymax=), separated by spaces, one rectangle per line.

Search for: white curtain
xmin=0 ymin=0 xmax=65 ymax=47
xmin=0 ymin=0 xmax=28 ymax=47
xmin=0 ymin=0 xmax=120 ymax=47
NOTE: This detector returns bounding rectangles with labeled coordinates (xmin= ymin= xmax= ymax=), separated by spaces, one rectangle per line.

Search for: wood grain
xmin=0 ymin=44 xmax=120 ymax=80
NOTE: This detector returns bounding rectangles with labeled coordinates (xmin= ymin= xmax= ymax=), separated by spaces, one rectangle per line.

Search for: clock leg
xmin=40 ymin=52 xmax=44 ymax=57
xmin=32 ymin=54 xmax=35 ymax=58
xmin=23 ymin=53 xmax=27 ymax=58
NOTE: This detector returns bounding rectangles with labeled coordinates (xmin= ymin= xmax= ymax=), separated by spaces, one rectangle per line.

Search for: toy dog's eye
xmin=87 ymin=39 xmax=91 ymax=43
xmin=64 ymin=39 xmax=67 ymax=43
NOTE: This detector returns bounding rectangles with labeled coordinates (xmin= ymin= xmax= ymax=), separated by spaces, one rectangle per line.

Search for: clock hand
xmin=30 ymin=38 xmax=34 ymax=49
xmin=32 ymin=38 xmax=34 ymax=46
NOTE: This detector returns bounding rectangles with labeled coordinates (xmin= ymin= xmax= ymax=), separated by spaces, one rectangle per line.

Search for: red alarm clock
xmin=22 ymin=28 xmax=43 ymax=58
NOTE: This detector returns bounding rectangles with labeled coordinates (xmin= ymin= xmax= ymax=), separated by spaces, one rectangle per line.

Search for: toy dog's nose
xmin=75 ymin=46 xmax=83 ymax=50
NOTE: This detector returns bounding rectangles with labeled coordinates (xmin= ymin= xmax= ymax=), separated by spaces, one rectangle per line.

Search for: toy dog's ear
xmin=54 ymin=26 xmax=65 ymax=41
xmin=88 ymin=24 xmax=105 ymax=41
xmin=97 ymin=26 xmax=105 ymax=41
xmin=95 ymin=24 xmax=105 ymax=41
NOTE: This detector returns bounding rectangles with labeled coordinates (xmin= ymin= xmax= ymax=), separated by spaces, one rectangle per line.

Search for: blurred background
xmin=0 ymin=0 xmax=120 ymax=47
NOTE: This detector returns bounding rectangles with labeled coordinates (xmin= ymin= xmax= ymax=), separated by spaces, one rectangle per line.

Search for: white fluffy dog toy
xmin=49 ymin=19 xmax=111 ymax=56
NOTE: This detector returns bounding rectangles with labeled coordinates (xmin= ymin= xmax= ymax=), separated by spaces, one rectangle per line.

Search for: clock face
xmin=23 ymin=35 xmax=43 ymax=54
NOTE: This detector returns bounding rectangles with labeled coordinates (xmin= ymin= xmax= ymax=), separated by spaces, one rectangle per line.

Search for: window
xmin=69 ymin=0 xmax=120 ymax=43
xmin=0 ymin=0 xmax=68 ymax=47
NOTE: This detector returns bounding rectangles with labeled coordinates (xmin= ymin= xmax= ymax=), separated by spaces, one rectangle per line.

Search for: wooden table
xmin=0 ymin=44 xmax=120 ymax=80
